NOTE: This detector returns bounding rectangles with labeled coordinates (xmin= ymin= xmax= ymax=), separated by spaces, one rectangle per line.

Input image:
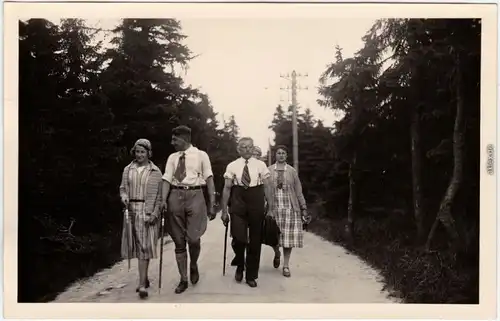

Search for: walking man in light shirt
xmin=161 ymin=125 xmax=216 ymax=294
xmin=220 ymin=137 xmax=274 ymax=288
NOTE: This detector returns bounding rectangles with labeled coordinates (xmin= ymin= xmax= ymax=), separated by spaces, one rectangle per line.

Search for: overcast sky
xmin=88 ymin=18 xmax=376 ymax=153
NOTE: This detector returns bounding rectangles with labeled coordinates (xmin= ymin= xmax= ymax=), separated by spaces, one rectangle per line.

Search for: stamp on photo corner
xmin=486 ymin=144 xmax=494 ymax=175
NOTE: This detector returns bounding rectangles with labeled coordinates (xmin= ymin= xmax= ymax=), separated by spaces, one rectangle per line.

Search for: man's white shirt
xmin=223 ymin=157 xmax=270 ymax=187
xmin=163 ymin=145 xmax=213 ymax=186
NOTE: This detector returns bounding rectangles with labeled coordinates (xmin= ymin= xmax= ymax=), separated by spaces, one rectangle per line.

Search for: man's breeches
xmin=167 ymin=188 xmax=208 ymax=252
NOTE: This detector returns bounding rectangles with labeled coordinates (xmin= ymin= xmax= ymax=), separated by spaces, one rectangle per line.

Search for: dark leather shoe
xmin=175 ymin=280 xmax=188 ymax=294
xmin=138 ymin=287 xmax=148 ymax=299
xmin=246 ymin=279 xmax=257 ymax=288
xmin=235 ymin=267 xmax=244 ymax=283
xmin=190 ymin=266 xmax=199 ymax=285
xmin=273 ymin=255 xmax=280 ymax=269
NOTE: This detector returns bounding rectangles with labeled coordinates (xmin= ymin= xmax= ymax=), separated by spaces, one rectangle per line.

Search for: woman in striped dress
xmin=119 ymin=138 xmax=163 ymax=299
xmin=268 ymin=145 xmax=311 ymax=277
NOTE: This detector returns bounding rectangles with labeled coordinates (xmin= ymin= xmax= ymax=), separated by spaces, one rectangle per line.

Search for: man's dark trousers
xmin=229 ymin=185 xmax=265 ymax=281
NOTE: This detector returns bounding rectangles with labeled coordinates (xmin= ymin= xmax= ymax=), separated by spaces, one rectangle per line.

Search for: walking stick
xmin=124 ymin=208 xmax=132 ymax=271
xmin=158 ymin=208 xmax=165 ymax=293
xmin=223 ymin=222 xmax=228 ymax=276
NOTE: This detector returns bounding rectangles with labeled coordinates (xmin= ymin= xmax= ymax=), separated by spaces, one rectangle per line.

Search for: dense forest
xmin=18 ymin=18 xmax=480 ymax=304
xmin=18 ymin=18 xmax=240 ymax=302
xmin=269 ymin=18 xmax=480 ymax=303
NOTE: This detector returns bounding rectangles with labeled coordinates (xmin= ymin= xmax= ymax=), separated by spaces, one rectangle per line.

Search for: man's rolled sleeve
xmin=162 ymin=155 xmax=175 ymax=183
xmin=200 ymin=151 xmax=214 ymax=180
xmin=223 ymin=163 xmax=235 ymax=180
xmin=259 ymin=162 xmax=271 ymax=180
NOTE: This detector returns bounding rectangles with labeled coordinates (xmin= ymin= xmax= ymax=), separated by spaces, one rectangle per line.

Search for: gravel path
xmin=54 ymin=217 xmax=399 ymax=303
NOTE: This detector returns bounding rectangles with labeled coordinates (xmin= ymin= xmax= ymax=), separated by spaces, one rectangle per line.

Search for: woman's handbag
xmin=261 ymin=215 xmax=281 ymax=247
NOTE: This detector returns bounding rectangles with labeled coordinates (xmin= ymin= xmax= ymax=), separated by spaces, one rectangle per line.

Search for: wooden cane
xmin=125 ymin=208 xmax=132 ymax=271
xmin=158 ymin=208 xmax=165 ymax=293
xmin=223 ymin=223 xmax=228 ymax=276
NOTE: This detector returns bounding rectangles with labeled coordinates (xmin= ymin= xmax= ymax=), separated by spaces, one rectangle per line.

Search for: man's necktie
xmin=241 ymin=160 xmax=251 ymax=187
xmin=174 ymin=152 xmax=186 ymax=183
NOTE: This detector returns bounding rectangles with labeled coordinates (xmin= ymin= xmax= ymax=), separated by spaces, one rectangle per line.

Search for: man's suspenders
xmin=231 ymin=161 xmax=264 ymax=186
xmin=194 ymin=149 xmax=202 ymax=183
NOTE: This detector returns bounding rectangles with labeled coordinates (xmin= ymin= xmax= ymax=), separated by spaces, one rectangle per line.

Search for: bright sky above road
xmin=85 ymin=17 xmax=377 ymax=153
xmin=179 ymin=18 xmax=376 ymax=153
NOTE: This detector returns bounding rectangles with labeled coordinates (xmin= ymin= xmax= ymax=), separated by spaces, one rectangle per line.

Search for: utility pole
xmin=268 ymin=137 xmax=272 ymax=166
xmin=280 ymin=70 xmax=308 ymax=175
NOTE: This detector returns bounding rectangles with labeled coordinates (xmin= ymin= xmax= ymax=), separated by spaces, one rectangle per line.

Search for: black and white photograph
xmin=3 ymin=1 xmax=497 ymax=319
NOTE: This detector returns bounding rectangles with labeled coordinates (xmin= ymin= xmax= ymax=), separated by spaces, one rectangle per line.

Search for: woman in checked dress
xmin=268 ymin=145 xmax=311 ymax=277
xmin=119 ymin=138 xmax=163 ymax=298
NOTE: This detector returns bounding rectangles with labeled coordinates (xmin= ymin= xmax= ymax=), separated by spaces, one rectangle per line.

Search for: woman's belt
xmin=172 ymin=185 xmax=202 ymax=190
xmin=129 ymin=199 xmax=145 ymax=203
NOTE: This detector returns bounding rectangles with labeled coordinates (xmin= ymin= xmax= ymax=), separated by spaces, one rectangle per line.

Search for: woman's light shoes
xmin=136 ymin=278 xmax=150 ymax=292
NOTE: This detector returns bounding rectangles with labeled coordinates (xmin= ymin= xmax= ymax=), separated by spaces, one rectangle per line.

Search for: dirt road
xmin=54 ymin=218 xmax=399 ymax=303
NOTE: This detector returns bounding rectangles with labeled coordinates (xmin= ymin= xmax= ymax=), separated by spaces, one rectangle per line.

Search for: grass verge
xmin=307 ymin=205 xmax=479 ymax=304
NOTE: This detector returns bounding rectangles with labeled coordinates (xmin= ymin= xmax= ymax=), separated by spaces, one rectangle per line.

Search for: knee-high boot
xmin=175 ymin=250 xmax=188 ymax=281
xmin=174 ymin=250 xmax=188 ymax=293
xmin=188 ymin=240 xmax=201 ymax=284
